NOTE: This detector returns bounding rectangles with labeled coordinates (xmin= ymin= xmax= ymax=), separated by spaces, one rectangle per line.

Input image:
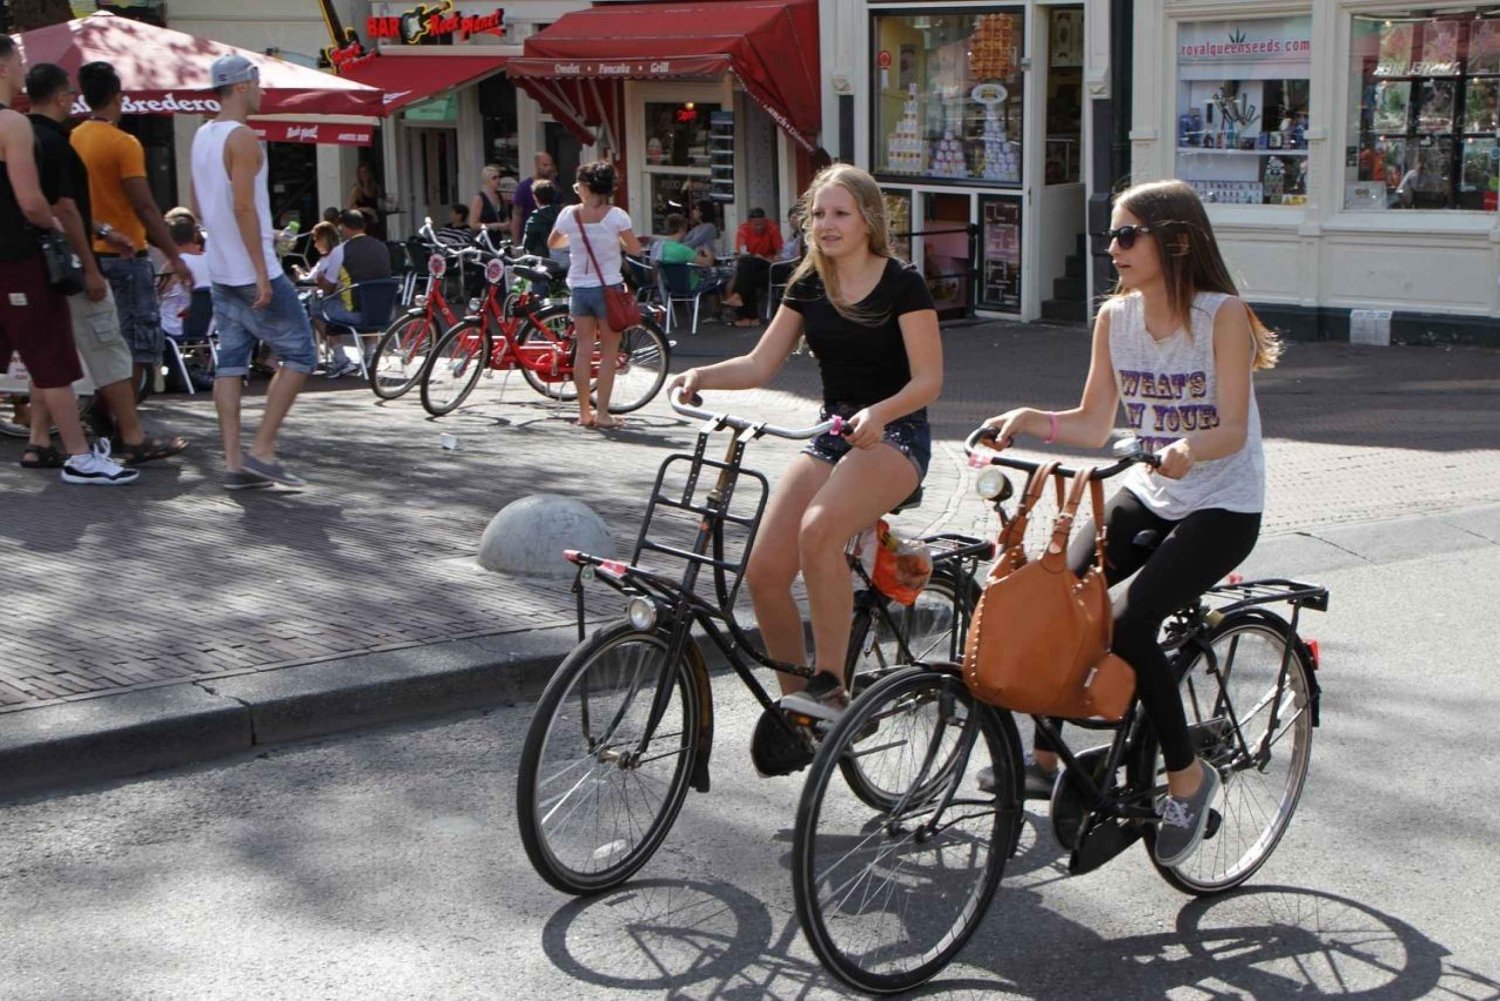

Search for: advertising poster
xmin=978 ymin=195 xmax=1022 ymax=313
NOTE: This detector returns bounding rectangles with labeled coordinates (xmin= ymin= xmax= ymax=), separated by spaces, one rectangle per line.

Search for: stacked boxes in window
xmin=969 ymin=15 xmax=1015 ymax=80
xmin=887 ymin=84 xmax=925 ymax=173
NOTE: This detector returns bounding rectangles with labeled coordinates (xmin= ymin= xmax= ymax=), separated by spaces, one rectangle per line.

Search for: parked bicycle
xmin=789 ymin=426 xmax=1328 ymax=994
xmin=418 ymin=252 xmax=671 ymax=419
xmin=515 ymin=390 xmax=994 ymax=895
xmin=368 ymin=219 xmax=478 ymax=401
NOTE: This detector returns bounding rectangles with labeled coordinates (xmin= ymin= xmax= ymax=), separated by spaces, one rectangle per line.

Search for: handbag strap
xmin=1042 ymin=465 xmax=1097 ymax=570
xmin=997 ymin=460 xmax=1059 ymax=552
xmin=572 ymin=205 xmax=610 ymax=286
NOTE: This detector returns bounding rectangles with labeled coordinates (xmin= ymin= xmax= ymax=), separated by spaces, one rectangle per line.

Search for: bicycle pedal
xmin=1203 ymin=808 xmax=1222 ymax=841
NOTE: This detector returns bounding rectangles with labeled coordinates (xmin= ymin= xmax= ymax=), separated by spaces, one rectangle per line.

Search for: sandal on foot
xmin=20 ymin=444 xmax=65 ymax=468
xmin=119 ymin=435 xmax=190 ymax=466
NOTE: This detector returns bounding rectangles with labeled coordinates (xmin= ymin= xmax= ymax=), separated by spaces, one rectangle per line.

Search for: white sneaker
xmin=61 ymin=438 xmax=140 ymax=486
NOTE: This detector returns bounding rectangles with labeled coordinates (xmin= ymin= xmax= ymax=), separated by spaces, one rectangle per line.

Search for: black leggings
xmin=1033 ymin=489 xmax=1261 ymax=772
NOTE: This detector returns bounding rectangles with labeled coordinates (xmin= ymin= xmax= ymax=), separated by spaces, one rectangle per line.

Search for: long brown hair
xmin=1113 ymin=179 xmax=1282 ymax=369
xmin=787 ymin=164 xmax=894 ymax=325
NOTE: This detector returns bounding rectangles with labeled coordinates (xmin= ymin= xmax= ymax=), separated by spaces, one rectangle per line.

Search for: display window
xmin=643 ymin=100 xmax=722 ymax=235
xmin=1175 ymin=15 xmax=1312 ymax=205
xmin=882 ymin=188 xmax=913 ymax=261
xmin=1346 ymin=10 xmax=1500 ymax=211
xmin=479 ymin=74 xmax=519 ymax=175
xmin=872 ymin=10 xmax=1025 ymax=186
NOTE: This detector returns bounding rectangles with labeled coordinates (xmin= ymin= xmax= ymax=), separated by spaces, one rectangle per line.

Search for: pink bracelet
xmin=1043 ymin=412 xmax=1059 ymax=444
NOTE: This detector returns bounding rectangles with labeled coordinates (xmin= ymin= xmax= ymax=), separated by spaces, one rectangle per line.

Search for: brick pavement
xmin=1 ymin=319 xmax=1497 ymax=716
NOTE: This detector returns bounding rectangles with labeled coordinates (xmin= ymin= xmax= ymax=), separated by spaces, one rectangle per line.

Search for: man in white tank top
xmin=190 ymin=54 xmax=316 ymax=490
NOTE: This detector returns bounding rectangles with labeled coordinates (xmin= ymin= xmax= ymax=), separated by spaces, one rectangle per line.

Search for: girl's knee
xmin=797 ymin=509 xmax=845 ymax=562
xmin=744 ymin=547 xmax=797 ymax=596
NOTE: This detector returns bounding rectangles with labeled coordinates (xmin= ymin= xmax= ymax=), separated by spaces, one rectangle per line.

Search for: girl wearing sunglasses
xmin=981 ymin=179 xmax=1281 ymax=868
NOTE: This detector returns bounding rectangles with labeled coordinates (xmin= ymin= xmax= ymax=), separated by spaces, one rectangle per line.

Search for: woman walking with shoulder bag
xmin=548 ymin=160 xmax=643 ymax=429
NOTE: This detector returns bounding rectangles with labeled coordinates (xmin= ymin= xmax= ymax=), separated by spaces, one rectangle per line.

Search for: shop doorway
xmin=920 ymin=191 xmax=974 ymax=320
xmin=407 ymin=126 xmax=461 ymax=232
xmin=1037 ymin=4 xmax=1088 ymax=322
xmin=544 ymin=122 xmax=583 ymax=204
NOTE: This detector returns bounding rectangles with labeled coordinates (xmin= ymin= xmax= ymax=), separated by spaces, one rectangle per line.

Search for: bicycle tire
xmin=594 ymin=318 xmax=670 ymax=414
xmin=793 ymin=666 xmax=1017 ymax=995
xmin=516 ymin=303 xmax=581 ymax=401
xmin=1135 ymin=611 xmax=1315 ymax=895
xmin=516 ymin=621 xmax=701 ymax=895
xmin=369 ymin=311 xmax=437 ymax=400
xmin=840 ymin=570 xmax=976 ymax=808
xmin=419 ymin=319 xmax=490 ymax=417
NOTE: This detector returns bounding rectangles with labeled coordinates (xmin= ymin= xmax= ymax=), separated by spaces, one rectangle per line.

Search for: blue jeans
xmin=569 ymin=284 xmax=610 ymax=321
xmin=212 ymin=274 xmax=317 ymax=376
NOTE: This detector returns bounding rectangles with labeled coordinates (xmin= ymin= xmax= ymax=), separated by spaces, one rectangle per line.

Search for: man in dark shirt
xmin=24 ymin=62 xmax=187 ymax=466
xmin=314 ymin=209 xmax=393 ymax=375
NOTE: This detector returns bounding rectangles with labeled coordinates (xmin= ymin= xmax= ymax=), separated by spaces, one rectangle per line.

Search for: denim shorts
xmin=801 ymin=403 xmax=932 ymax=481
xmin=99 ymin=255 xmax=161 ymax=364
xmin=212 ymin=274 xmax=317 ymax=376
xmin=569 ymin=283 xmax=615 ymax=321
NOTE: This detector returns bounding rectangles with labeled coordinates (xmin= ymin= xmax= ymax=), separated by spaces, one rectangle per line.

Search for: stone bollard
xmin=477 ymin=494 xmax=616 ymax=578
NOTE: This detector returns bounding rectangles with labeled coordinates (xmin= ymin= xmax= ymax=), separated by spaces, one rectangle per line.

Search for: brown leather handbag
xmin=962 ymin=464 xmax=1135 ymax=721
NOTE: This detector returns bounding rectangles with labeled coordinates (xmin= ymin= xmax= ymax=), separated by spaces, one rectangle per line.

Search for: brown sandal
xmin=118 ymin=435 xmax=190 ymax=466
xmin=20 ymin=444 xmax=65 ymax=468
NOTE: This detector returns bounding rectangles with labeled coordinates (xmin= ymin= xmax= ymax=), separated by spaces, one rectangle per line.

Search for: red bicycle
xmin=367 ymin=223 xmax=477 ymax=400
xmin=419 ymin=255 xmax=671 ymax=418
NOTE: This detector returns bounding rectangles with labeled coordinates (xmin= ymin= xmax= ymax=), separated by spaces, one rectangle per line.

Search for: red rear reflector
xmin=598 ymin=560 xmax=628 ymax=577
xmin=1306 ymin=639 xmax=1320 ymax=669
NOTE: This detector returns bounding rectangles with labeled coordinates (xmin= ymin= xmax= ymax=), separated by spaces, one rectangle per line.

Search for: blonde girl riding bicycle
xmin=668 ymin=164 xmax=942 ymax=775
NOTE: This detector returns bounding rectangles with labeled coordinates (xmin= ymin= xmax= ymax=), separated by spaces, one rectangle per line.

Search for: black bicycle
xmin=790 ymin=427 xmax=1328 ymax=994
xmin=515 ymin=390 xmax=994 ymax=895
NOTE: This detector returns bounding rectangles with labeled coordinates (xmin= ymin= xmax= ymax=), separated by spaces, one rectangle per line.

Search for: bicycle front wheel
xmin=517 ymin=304 xmax=581 ymax=401
xmin=516 ymin=622 xmax=702 ymax=895
xmin=1139 ymin=612 xmax=1316 ymax=895
xmin=369 ymin=312 xmax=437 ymax=400
xmin=595 ymin=318 xmax=670 ymax=414
xmin=419 ymin=319 xmax=490 ymax=417
xmin=794 ymin=666 xmax=1017 ymax=995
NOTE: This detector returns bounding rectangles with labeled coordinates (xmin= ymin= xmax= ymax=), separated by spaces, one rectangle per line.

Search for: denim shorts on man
xmin=569 ymin=284 xmax=611 ymax=321
xmin=99 ymin=255 xmax=162 ymax=365
xmin=67 ymin=285 xmax=133 ymax=389
xmin=212 ymin=274 xmax=317 ymax=377
xmin=801 ymin=402 xmax=932 ymax=482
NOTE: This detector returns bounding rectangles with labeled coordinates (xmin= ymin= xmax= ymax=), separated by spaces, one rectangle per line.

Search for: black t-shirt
xmin=0 ymin=106 xmax=41 ymax=263
xmin=782 ymin=257 xmax=936 ymax=414
xmin=28 ymin=114 xmax=90 ymax=237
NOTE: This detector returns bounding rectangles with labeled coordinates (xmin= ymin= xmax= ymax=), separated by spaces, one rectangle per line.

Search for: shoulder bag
xmin=962 ymin=464 xmax=1135 ymax=721
xmin=40 ymin=228 xmax=85 ymax=297
xmin=574 ymin=207 xmax=641 ymax=331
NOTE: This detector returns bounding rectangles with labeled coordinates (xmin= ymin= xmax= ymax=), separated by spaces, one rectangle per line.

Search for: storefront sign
xmin=325 ymin=31 xmax=377 ymax=73
xmin=979 ymin=195 xmax=1022 ymax=313
xmin=1178 ymin=17 xmax=1312 ymax=78
xmin=367 ymin=1 xmax=505 ymax=45
xmin=250 ymin=121 xmax=374 ymax=146
xmin=69 ymin=92 xmax=220 ymax=116
xmin=876 ymin=49 xmax=892 ymax=70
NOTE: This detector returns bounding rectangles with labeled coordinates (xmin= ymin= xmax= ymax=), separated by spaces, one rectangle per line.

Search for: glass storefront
xmin=1175 ymin=15 xmax=1313 ymax=206
xmin=479 ymin=73 xmax=520 ymax=175
xmin=872 ymin=10 xmax=1025 ymax=186
xmin=1346 ymin=10 xmax=1500 ymax=211
xmin=643 ymin=100 xmax=721 ymax=235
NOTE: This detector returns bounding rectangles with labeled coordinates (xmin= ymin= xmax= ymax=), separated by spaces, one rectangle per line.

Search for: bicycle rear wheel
xmin=369 ymin=312 xmax=436 ymax=400
xmin=516 ymin=621 xmax=701 ymax=895
xmin=1139 ymin=612 xmax=1315 ymax=894
xmin=794 ymin=667 xmax=1017 ymax=995
xmin=517 ymin=303 xmax=580 ymax=401
xmin=419 ymin=319 xmax=490 ymax=417
xmin=595 ymin=319 xmax=670 ymax=414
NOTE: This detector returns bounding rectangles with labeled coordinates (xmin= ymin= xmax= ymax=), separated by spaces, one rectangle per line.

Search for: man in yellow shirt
xmin=71 ymin=61 xmax=191 ymax=397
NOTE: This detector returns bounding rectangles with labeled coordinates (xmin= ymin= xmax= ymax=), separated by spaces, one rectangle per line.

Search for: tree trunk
xmin=6 ymin=0 xmax=78 ymax=32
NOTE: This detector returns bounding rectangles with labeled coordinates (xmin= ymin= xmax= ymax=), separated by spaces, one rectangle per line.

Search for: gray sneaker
xmin=778 ymin=671 xmax=849 ymax=724
xmin=241 ymin=453 xmax=307 ymax=488
xmin=1154 ymin=760 xmax=1223 ymax=868
xmin=223 ymin=469 xmax=274 ymax=491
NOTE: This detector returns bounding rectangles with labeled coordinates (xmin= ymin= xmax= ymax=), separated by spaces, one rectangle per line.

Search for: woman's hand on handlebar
xmin=667 ymin=368 xmax=704 ymax=405
xmin=1154 ymin=439 xmax=1194 ymax=480
xmin=845 ymin=407 xmax=886 ymax=450
xmin=982 ymin=407 xmax=1045 ymax=449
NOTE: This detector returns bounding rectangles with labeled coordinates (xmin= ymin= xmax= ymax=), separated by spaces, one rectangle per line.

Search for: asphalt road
xmin=2 ymin=524 xmax=1498 ymax=1001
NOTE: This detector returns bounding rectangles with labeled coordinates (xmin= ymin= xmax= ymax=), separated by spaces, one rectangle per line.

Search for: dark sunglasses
xmin=1101 ymin=224 xmax=1153 ymax=250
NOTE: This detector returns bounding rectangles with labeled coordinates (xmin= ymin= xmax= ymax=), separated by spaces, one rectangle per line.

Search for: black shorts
xmin=801 ymin=402 xmax=931 ymax=481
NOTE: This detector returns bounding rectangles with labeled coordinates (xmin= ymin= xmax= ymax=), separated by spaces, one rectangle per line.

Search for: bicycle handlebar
xmin=963 ymin=425 xmax=1160 ymax=478
xmin=669 ymin=388 xmax=843 ymax=440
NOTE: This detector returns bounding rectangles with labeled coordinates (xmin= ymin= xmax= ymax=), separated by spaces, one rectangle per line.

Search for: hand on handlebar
xmin=667 ymin=369 xmax=703 ymax=407
xmin=1153 ymin=439 xmax=1193 ymax=479
xmin=980 ymin=407 xmax=1043 ymax=450
xmin=844 ymin=407 xmax=886 ymax=450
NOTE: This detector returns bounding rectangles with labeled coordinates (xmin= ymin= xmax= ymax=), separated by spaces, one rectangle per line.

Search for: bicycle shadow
xmin=537 ymin=877 xmax=1498 ymax=1000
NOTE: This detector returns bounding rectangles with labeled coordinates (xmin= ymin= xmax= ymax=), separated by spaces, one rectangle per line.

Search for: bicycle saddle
xmin=889 ymin=486 xmax=924 ymax=514
xmin=511 ymin=264 xmax=554 ymax=285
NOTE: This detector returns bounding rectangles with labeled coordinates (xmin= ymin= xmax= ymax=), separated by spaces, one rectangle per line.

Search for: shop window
xmin=1175 ymin=15 xmax=1312 ymax=205
xmin=479 ymin=74 xmax=520 ymax=175
xmin=643 ymin=101 xmax=721 ymax=236
xmin=1346 ymin=11 xmax=1500 ymax=211
xmin=872 ymin=10 xmax=1025 ymax=186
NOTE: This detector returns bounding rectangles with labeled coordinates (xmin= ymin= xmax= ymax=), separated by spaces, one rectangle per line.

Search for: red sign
xmin=368 ymin=2 xmax=505 ymax=45
xmin=876 ymin=49 xmax=893 ymax=70
xmin=249 ymin=121 xmax=374 ymax=146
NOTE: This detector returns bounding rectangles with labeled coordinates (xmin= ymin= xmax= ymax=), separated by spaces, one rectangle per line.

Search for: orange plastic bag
xmin=852 ymin=519 xmax=933 ymax=605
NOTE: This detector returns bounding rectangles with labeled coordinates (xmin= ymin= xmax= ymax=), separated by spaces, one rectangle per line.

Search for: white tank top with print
xmin=1109 ymin=290 xmax=1265 ymax=518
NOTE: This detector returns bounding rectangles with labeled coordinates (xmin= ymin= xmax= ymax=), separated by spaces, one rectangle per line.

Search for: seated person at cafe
xmin=315 ymin=209 xmax=392 ymax=375
xmin=722 ymin=206 xmax=782 ymax=326
xmin=438 ymin=203 xmax=472 ymax=245
xmin=779 ymin=204 xmax=804 ymax=261
xmin=682 ymin=199 xmax=719 ymax=253
xmin=650 ymin=212 xmax=715 ymax=288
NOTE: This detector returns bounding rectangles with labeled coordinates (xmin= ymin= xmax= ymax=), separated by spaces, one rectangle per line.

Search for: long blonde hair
xmin=1112 ymin=179 xmax=1282 ymax=369
xmin=787 ymin=164 xmax=895 ymax=325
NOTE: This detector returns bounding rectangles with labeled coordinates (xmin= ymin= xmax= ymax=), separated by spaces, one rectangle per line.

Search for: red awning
xmin=11 ymin=11 xmax=383 ymax=117
xmin=249 ymin=120 xmax=374 ymax=146
xmin=339 ymin=53 xmax=505 ymax=115
xmin=507 ymin=0 xmax=820 ymax=151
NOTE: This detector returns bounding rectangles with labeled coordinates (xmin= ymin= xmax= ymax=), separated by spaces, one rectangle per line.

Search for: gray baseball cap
xmin=210 ymin=54 xmax=259 ymax=88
